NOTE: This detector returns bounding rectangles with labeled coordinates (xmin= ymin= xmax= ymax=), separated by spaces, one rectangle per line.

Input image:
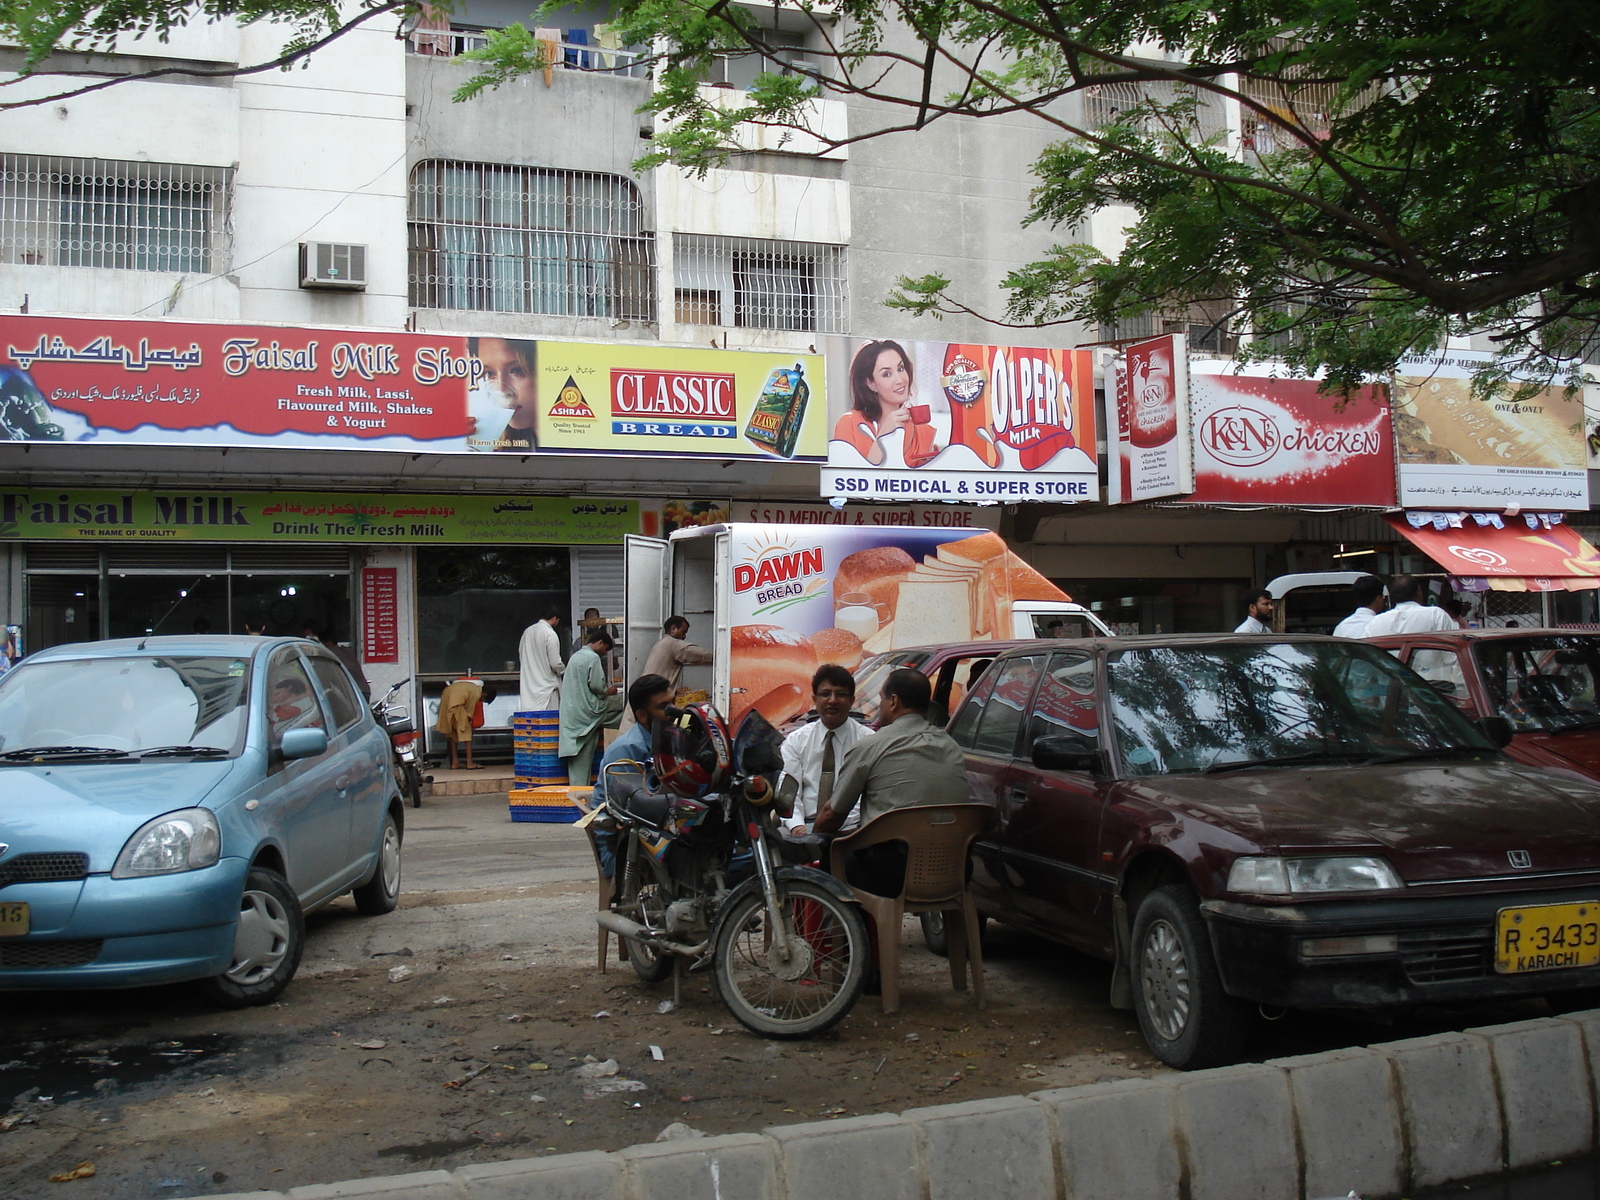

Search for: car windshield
xmin=1106 ymin=641 xmax=1492 ymax=776
xmin=851 ymin=651 xmax=926 ymax=723
xmin=1473 ymin=636 xmax=1600 ymax=734
xmin=0 ymin=655 xmax=253 ymax=758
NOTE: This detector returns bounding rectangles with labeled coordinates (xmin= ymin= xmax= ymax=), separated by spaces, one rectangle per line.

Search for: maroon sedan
xmin=947 ymin=635 xmax=1600 ymax=1070
xmin=1368 ymin=629 xmax=1600 ymax=780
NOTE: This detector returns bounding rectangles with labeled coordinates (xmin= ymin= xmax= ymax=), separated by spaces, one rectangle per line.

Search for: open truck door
xmin=625 ymin=534 xmax=671 ymax=684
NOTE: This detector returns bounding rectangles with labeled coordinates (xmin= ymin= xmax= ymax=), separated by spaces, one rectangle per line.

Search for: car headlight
xmin=1227 ymin=855 xmax=1402 ymax=895
xmin=112 ymin=808 xmax=221 ymax=877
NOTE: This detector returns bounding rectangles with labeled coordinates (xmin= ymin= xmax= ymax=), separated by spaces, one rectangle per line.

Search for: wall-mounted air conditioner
xmin=299 ymin=242 xmax=368 ymax=290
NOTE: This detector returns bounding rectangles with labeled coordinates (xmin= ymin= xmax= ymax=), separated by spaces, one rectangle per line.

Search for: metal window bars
xmin=1081 ymin=79 xmax=1232 ymax=143
xmin=406 ymin=25 xmax=651 ymax=78
xmin=672 ymin=233 xmax=847 ymax=334
xmin=0 ymin=154 xmax=229 ymax=273
xmin=408 ymin=161 xmax=656 ymax=318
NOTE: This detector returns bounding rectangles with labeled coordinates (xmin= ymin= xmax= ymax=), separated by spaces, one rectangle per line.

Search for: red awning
xmin=1386 ymin=516 xmax=1600 ymax=592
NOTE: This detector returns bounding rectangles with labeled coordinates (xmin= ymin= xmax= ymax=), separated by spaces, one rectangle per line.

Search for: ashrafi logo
xmin=1201 ymin=405 xmax=1281 ymax=467
xmin=547 ymin=376 xmax=594 ymax=419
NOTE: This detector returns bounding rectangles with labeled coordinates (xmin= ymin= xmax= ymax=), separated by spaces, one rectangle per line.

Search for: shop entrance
xmin=22 ymin=545 xmax=354 ymax=651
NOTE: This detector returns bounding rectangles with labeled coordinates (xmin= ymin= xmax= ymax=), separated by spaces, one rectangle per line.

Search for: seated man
xmin=590 ymin=673 xmax=674 ymax=878
xmin=778 ymin=663 xmax=874 ymax=837
xmin=814 ymin=667 xmax=969 ymax=897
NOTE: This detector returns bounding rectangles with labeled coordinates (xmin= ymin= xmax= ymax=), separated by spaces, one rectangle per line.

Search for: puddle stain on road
xmin=0 ymin=1033 xmax=267 ymax=1113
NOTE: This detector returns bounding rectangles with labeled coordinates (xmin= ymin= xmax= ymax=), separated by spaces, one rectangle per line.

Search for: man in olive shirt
xmin=814 ymin=667 xmax=969 ymax=896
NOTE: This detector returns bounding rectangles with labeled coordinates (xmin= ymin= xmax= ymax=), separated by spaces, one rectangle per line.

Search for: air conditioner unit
xmin=299 ymin=242 xmax=368 ymax=290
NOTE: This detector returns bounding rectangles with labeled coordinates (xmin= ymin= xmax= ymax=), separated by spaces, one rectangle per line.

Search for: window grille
xmin=0 ymin=154 xmax=229 ymax=273
xmin=408 ymin=161 xmax=655 ymax=319
xmin=673 ymin=233 xmax=846 ymax=333
xmin=1081 ymin=79 xmax=1231 ymax=142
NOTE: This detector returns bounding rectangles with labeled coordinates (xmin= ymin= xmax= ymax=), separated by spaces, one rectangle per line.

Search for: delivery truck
xmin=625 ymin=523 xmax=1110 ymax=729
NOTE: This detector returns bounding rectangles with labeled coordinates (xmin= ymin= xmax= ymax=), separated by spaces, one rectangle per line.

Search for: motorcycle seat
xmin=619 ymin=786 xmax=673 ymax=827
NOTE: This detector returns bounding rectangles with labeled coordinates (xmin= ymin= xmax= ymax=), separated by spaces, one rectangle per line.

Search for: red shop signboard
xmin=1186 ymin=364 xmax=1396 ymax=506
xmin=361 ymin=568 xmax=399 ymax=664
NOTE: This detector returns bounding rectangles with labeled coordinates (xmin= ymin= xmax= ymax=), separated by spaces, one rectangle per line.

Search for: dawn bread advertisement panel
xmin=819 ymin=337 xmax=1098 ymax=504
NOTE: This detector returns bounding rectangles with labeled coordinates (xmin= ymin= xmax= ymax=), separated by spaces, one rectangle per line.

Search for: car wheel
xmin=1546 ymin=987 xmax=1600 ymax=1015
xmin=197 ymin=867 xmax=305 ymax=1008
xmin=919 ymin=910 xmax=987 ymax=958
xmin=352 ymin=812 xmax=402 ymax=915
xmin=1130 ymin=884 xmax=1249 ymax=1070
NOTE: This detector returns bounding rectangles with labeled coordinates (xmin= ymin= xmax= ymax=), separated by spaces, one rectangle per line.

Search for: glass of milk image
xmin=834 ymin=592 xmax=889 ymax=640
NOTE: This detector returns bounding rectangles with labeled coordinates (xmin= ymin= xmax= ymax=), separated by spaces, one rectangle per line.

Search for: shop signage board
xmin=1394 ymin=350 xmax=1587 ymax=509
xmin=361 ymin=568 xmax=400 ymax=663
xmin=1186 ymin=362 xmax=1397 ymax=506
xmin=0 ymin=489 xmax=642 ymax=544
xmin=818 ymin=336 xmax=1099 ymax=503
xmin=732 ymin=501 xmax=1000 ymax=529
xmin=0 ymin=313 xmax=825 ymax=462
xmin=1108 ymin=334 xmax=1195 ymax=503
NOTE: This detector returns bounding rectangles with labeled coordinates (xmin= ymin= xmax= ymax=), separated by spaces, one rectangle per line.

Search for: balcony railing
xmin=406 ymin=29 xmax=651 ymax=79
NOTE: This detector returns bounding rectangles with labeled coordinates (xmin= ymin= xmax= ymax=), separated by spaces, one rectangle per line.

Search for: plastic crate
xmin=509 ymin=805 xmax=581 ymax=823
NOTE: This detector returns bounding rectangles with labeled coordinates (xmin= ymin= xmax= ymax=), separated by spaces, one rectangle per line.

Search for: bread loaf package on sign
xmin=912 ymin=559 xmax=984 ymax=634
xmin=937 ymin=531 xmax=1011 ymax=637
xmin=729 ymin=624 xmax=817 ymax=727
xmin=892 ymin=578 xmax=977 ymax=648
xmin=835 ymin=546 xmax=916 ymax=619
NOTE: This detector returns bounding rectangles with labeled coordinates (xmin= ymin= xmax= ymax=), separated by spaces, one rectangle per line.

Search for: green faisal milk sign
xmin=0 ymin=489 xmax=641 ymax=544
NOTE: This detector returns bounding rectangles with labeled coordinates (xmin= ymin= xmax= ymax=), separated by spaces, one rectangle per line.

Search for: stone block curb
xmin=210 ymin=1009 xmax=1600 ymax=1200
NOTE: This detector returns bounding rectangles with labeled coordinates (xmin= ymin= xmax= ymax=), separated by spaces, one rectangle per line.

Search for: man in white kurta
xmin=518 ymin=611 xmax=566 ymax=711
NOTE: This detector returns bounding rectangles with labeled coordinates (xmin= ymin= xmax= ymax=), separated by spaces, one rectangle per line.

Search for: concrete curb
xmin=223 ymin=1010 xmax=1600 ymax=1200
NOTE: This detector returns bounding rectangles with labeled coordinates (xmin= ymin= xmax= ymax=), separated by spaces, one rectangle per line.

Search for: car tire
xmin=1546 ymin=987 xmax=1600 ymax=1015
xmin=919 ymin=910 xmax=987 ymax=958
xmin=197 ymin=867 xmax=305 ymax=1008
xmin=352 ymin=812 xmax=402 ymax=916
xmin=1130 ymin=884 xmax=1250 ymax=1070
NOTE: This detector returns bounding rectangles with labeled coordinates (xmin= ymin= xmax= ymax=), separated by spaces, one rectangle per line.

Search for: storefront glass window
xmin=26 ymin=574 xmax=101 ymax=647
xmin=416 ymin=548 xmax=570 ymax=674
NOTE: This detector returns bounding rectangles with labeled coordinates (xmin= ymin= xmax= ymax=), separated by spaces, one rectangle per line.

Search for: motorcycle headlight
xmin=1227 ymin=855 xmax=1402 ymax=896
xmin=112 ymin=808 xmax=221 ymax=877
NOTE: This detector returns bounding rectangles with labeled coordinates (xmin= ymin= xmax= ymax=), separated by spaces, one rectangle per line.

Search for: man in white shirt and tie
xmin=778 ymin=664 xmax=874 ymax=836
xmin=1234 ymin=588 xmax=1275 ymax=634
xmin=1362 ymin=575 xmax=1457 ymax=637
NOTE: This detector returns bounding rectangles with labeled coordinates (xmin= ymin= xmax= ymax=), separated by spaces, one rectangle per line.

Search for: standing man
xmin=814 ymin=668 xmax=969 ymax=897
xmin=591 ymin=673 xmax=675 ymax=877
xmin=778 ymin=664 xmax=874 ymax=836
xmin=518 ymin=605 xmax=566 ymax=712
xmin=1333 ymin=575 xmax=1388 ymax=639
xmin=1363 ymin=575 xmax=1457 ymax=636
xmin=558 ymin=629 xmax=624 ymax=788
xmin=642 ymin=615 xmax=714 ymax=692
xmin=1234 ymin=589 xmax=1274 ymax=634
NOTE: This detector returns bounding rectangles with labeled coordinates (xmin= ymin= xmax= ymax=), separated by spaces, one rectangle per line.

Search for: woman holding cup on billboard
xmin=835 ymin=340 xmax=940 ymax=468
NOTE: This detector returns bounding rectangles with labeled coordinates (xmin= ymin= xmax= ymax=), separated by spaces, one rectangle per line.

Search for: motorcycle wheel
xmin=626 ymin=883 xmax=674 ymax=984
xmin=712 ymin=878 xmax=869 ymax=1039
xmin=401 ymin=760 xmax=423 ymax=809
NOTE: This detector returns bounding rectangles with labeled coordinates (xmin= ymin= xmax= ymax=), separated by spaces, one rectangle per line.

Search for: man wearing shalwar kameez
xmin=558 ymin=629 xmax=624 ymax=787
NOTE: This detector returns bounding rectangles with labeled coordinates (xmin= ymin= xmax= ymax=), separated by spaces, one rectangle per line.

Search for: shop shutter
xmin=571 ymin=545 xmax=625 ymax=626
xmin=229 ymin=547 xmax=354 ymax=574
xmin=105 ymin=546 xmax=229 ymax=572
xmin=23 ymin=546 xmax=100 ymax=572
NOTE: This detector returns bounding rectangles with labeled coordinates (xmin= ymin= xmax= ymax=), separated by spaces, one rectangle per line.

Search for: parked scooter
xmin=372 ymin=680 xmax=424 ymax=808
xmin=591 ymin=703 xmax=870 ymax=1039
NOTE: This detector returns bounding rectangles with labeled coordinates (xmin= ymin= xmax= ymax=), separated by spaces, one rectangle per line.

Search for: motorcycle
xmin=372 ymin=679 xmax=424 ymax=809
xmin=591 ymin=703 xmax=871 ymax=1039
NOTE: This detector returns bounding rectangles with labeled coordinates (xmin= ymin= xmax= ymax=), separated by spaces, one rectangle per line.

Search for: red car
xmin=1368 ymin=629 xmax=1600 ymax=780
xmin=850 ymin=640 xmax=1039 ymax=727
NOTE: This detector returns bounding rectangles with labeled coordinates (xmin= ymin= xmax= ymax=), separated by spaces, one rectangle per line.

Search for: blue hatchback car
xmin=0 ymin=635 xmax=403 ymax=1005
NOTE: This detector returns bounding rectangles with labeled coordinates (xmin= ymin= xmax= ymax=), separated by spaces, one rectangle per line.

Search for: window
xmin=970 ymin=655 xmax=1046 ymax=758
xmin=947 ymin=664 xmax=999 ymax=748
xmin=409 ymin=162 xmax=654 ymax=318
xmin=673 ymin=234 xmax=846 ymax=333
xmin=1029 ymin=652 xmax=1099 ymax=747
xmin=0 ymin=154 xmax=228 ymax=273
xmin=266 ymin=652 xmax=325 ymax=752
xmin=308 ymin=652 xmax=364 ymax=732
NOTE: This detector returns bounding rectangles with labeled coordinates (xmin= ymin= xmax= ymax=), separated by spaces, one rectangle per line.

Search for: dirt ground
xmin=0 ymin=792 xmax=1556 ymax=1200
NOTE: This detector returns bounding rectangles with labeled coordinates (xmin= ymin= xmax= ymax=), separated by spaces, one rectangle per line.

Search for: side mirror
xmin=279 ymin=727 xmax=328 ymax=760
xmin=1475 ymin=716 xmax=1514 ymax=749
xmin=1033 ymin=734 xmax=1100 ymax=774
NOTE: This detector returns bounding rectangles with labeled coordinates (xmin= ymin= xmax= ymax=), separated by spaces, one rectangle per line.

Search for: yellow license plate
xmin=1496 ymin=901 xmax=1600 ymax=973
xmin=0 ymin=901 xmax=28 ymax=938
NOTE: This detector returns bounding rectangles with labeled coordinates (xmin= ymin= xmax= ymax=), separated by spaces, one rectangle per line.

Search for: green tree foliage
xmin=458 ymin=0 xmax=1600 ymax=386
